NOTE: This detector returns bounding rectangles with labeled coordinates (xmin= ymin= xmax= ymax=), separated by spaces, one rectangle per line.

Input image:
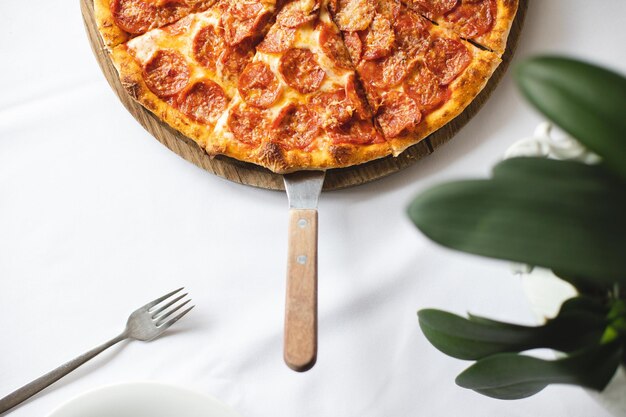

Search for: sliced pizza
xmin=210 ymin=0 xmax=390 ymax=172
xmin=329 ymin=1 xmax=501 ymax=154
xmin=96 ymin=0 xmax=517 ymax=173
xmin=110 ymin=4 xmax=255 ymax=148
xmin=402 ymin=0 xmax=519 ymax=55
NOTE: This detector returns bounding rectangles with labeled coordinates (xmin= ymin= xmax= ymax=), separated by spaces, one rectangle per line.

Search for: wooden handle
xmin=284 ymin=209 xmax=318 ymax=372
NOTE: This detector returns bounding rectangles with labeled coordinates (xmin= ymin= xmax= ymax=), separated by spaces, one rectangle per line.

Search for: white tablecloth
xmin=1 ymin=2 xmax=625 ymax=416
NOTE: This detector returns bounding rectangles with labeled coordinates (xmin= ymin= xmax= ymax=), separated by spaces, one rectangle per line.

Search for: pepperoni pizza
xmin=96 ymin=0 xmax=518 ymax=173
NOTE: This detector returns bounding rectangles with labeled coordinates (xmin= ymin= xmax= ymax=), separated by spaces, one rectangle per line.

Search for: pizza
xmin=95 ymin=0 xmax=518 ymax=173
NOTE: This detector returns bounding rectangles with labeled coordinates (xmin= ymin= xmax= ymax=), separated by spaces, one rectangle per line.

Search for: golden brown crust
xmin=218 ymin=139 xmax=391 ymax=174
xmin=389 ymin=44 xmax=501 ymax=154
xmin=278 ymin=142 xmax=391 ymax=173
xmin=110 ymin=45 xmax=213 ymax=148
xmin=473 ymin=0 xmax=519 ymax=55
xmin=228 ymin=139 xmax=391 ymax=174
xmin=94 ymin=0 xmax=129 ymax=49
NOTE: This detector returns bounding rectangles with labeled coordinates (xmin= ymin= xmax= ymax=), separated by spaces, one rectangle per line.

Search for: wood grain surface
xmin=284 ymin=209 xmax=318 ymax=372
xmin=80 ymin=0 xmax=528 ymax=191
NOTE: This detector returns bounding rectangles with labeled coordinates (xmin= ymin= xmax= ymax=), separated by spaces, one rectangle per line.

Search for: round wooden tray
xmin=81 ymin=0 xmax=527 ymax=191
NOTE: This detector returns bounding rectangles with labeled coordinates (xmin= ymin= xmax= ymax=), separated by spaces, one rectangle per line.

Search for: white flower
xmin=504 ymin=122 xmax=601 ymax=164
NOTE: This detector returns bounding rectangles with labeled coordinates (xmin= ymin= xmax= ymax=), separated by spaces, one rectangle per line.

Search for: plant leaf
xmin=516 ymin=56 xmax=626 ymax=182
xmin=558 ymin=296 xmax=608 ymax=317
xmin=419 ymin=309 xmax=543 ymax=360
xmin=455 ymin=342 xmax=622 ymax=400
xmin=418 ymin=304 xmax=606 ymax=360
xmin=491 ymin=157 xmax=618 ymax=188
xmin=408 ymin=158 xmax=626 ymax=285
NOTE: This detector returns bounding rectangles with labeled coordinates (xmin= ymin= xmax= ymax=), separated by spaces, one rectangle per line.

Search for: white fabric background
xmin=1 ymin=1 xmax=625 ymax=416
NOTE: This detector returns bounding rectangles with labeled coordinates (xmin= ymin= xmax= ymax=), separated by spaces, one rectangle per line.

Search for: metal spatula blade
xmin=283 ymin=170 xmax=326 ymax=372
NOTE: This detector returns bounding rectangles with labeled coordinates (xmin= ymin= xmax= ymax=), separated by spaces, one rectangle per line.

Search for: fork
xmin=0 ymin=288 xmax=194 ymax=415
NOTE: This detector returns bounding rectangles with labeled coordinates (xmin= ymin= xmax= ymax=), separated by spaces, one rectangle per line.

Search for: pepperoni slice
xmin=143 ymin=50 xmax=190 ymax=98
xmin=276 ymin=0 xmax=321 ymax=28
xmin=176 ymin=81 xmax=228 ymax=124
xmin=111 ymin=0 xmax=157 ymax=34
xmin=343 ymin=32 xmax=363 ymax=64
xmin=222 ymin=2 xmax=271 ymax=45
xmin=271 ymin=104 xmax=320 ymax=149
xmin=376 ymin=91 xmax=420 ymax=138
xmin=257 ymin=24 xmax=296 ymax=53
xmin=376 ymin=0 xmax=400 ymax=20
xmin=219 ymin=42 xmax=255 ymax=81
xmin=445 ymin=0 xmax=496 ymax=38
xmin=111 ymin=0 xmax=188 ymax=34
xmin=358 ymin=51 xmax=410 ymax=90
xmin=193 ymin=25 xmax=226 ymax=71
xmin=227 ymin=105 xmax=267 ymax=146
xmin=425 ymin=37 xmax=471 ymax=85
xmin=404 ymin=61 xmax=451 ymax=114
xmin=279 ymin=48 xmax=326 ymax=94
xmin=311 ymin=90 xmax=353 ymax=128
xmin=362 ymin=14 xmax=395 ymax=61
xmin=333 ymin=0 xmax=376 ymax=31
xmin=406 ymin=0 xmax=458 ymax=19
xmin=328 ymin=119 xmax=383 ymax=145
xmin=238 ymin=61 xmax=282 ymax=108
xmin=318 ymin=22 xmax=353 ymax=70
xmin=394 ymin=9 xmax=430 ymax=57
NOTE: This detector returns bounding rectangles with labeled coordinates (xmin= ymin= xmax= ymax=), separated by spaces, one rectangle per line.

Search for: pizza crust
xmin=474 ymin=0 xmax=519 ymax=55
xmin=211 ymin=126 xmax=391 ymax=173
xmin=94 ymin=0 xmax=129 ymax=49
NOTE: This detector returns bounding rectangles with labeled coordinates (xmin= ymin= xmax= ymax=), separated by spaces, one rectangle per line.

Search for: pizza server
xmin=282 ymin=170 xmax=325 ymax=372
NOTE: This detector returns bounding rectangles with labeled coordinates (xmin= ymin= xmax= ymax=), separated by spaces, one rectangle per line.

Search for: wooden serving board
xmin=81 ymin=0 xmax=527 ymax=191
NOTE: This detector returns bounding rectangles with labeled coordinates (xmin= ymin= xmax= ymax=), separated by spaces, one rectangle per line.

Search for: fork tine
xmin=155 ymin=299 xmax=191 ymax=325
xmin=151 ymin=293 xmax=188 ymax=318
xmin=157 ymin=305 xmax=195 ymax=330
xmin=144 ymin=287 xmax=184 ymax=310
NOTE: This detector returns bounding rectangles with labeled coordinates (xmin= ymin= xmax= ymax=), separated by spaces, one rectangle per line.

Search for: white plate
xmin=47 ymin=382 xmax=243 ymax=417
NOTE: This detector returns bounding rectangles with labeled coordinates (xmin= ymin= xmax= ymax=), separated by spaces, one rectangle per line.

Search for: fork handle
xmin=284 ymin=209 xmax=318 ymax=372
xmin=0 ymin=332 xmax=127 ymax=414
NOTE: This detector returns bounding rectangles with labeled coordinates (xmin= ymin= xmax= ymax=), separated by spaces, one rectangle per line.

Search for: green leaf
xmin=418 ymin=309 xmax=543 ymax=360
xmin=558 ymin=296 xmax=608 ymax=317
xmin=408 ymin=158 xmax=626 ymax=285
xmin=516 ymin=56 xmax=626 ymax=182
xmin=418 ymin=303 xmax=606 ymax=360
xmin=456 ymin=343 xmax=622 ymax=400
xmin=491 ymin=157 xmax=618 ymax=188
